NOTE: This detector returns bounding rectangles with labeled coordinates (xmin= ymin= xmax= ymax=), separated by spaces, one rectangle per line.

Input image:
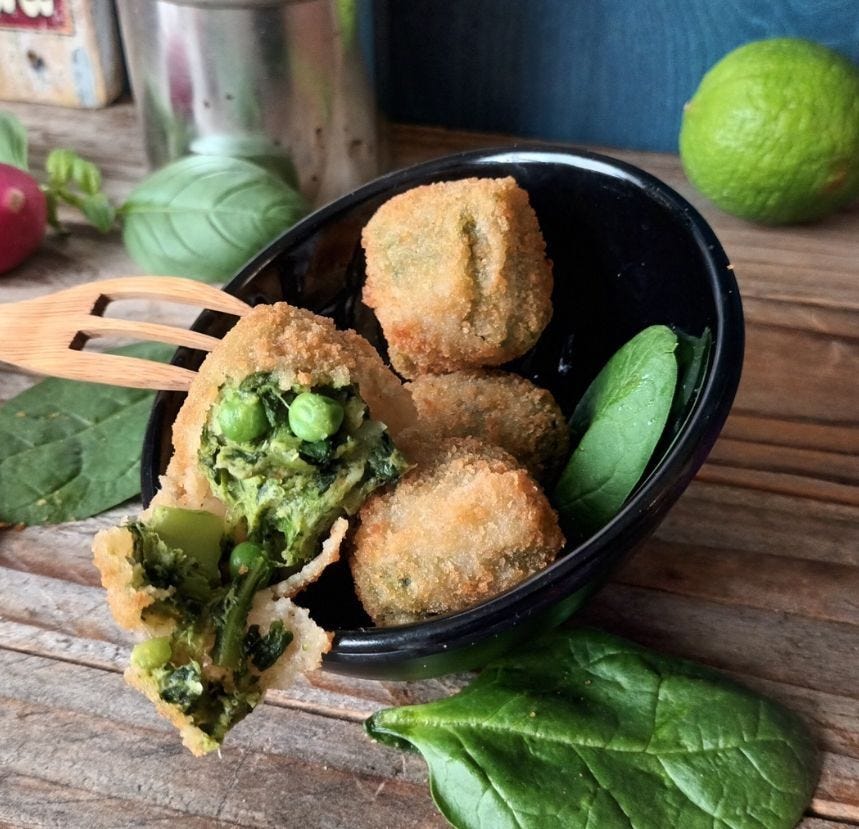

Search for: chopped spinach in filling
xmin=199 ymin=375 xmax=409 ymax=569
xmin=127 ymin=509 xmax=291 ymax=744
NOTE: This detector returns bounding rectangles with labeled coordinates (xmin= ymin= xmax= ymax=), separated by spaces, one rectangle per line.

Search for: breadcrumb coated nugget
xmin=406 ymin=370 xmax=570 ymax=483
xmin=91 ymin=302 xmax=418 ymax=756
xmin=362 ymin=177 xmax=553 ymax=377
xmin=349 ymin=438 xmax=565 ymax=626
xmin=164 ymin=301 xmax=416 ymax=510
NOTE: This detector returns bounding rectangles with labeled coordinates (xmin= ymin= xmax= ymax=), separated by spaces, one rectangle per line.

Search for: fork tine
xmin=75 ymin=316 xmax=223 ymax=352
xmin=0 ymin=275 xmax=253 ymax=391
xmin=84 ymin=277 xmax=251 ymax=316
xmin=19 ymin=351 xmax=199 ymax=391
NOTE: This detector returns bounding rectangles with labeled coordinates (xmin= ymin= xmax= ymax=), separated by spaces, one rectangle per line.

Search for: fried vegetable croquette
xmin=92 ymin=304 xmax=416 ymax=754
xmin=406 ymin=370 xmax=570 ymax=483
xmin=349 ymin=438 xmax=565 ymax=626
xmin=165 ymin=302 xmax=416 ymax=521
xmin=362 ymin=176 xmax=554 ymax=377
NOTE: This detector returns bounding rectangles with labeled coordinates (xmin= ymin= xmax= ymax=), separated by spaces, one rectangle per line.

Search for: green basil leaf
xmin=367 ymin=628 xmax=818 ymax=829
xmin=0 ymin=110 xmax=29 ymax=170
xmin=0 ymin=342 xmax=173 ymax=525
xmin=553 ymin=325 xmax=678 ymax=537
xmin=80 ymin=192 xmax=117 ymax=233
xmin=45 ymin=148 xmax=76 ymax=186
xmin=72 ymin=154 xmax=102 ymax=195
xmin=121 ymin=155 xmax=309 ymax=283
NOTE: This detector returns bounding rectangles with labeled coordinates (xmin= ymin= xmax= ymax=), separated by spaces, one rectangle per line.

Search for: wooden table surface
xmin=0 ymin=101 xmax=856 ymax=829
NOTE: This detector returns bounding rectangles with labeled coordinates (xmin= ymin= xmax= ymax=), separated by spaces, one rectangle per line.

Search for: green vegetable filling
xmin=121 ymin=377 xmax=406 ymax=748
xmin=125 ymin=507 xmax=293 ymax=745
xmin=200 ymin=375 xmax=409 ymax=569
xmin=149 ymin=658 xmax=261 ymax=745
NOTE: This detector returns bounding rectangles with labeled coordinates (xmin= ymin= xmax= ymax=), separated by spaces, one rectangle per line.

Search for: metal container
xmin=117 ymin=0 xmax=380 ymax=205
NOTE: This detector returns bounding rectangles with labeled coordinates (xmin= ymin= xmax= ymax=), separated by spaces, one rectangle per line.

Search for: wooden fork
xmin=0 ymin=276 xmax=251 ymax=391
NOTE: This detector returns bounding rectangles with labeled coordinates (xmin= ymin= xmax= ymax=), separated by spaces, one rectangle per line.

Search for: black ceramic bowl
xmin=142 ymin=146 xmax=743 ymax=680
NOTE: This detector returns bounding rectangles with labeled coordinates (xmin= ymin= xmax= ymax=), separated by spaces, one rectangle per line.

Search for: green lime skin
xmin=288 ymin=392 xmax=345 ymax=442
xmin=680 ymin=38 xmax=859 ymax=224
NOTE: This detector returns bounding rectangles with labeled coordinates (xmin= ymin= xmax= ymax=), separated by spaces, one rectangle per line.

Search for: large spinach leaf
xmin=121 ymin=155 xmax=308 ymax=283
xmin=0 ymin=111 xmax=28 ymax=170
xmin=553 ymin=325 xmax=678 ymax=537
xmin=0 ymin=343 xmax=172 ymax=525
xmin=367 ymin=628 xmax=818 ymax=829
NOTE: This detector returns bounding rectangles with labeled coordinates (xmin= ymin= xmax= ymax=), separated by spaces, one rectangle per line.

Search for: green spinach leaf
xmin=553 ymin=325 xmax=678 ymax=537
xmin=0 ymin=111 xmax=29 ymax=170
xmin=120 ymin=155 xmax=308 ymax=283
xmin=366 ymin=628 xmax=818 ymax=829
xmin=670 ymin=327 xmax=712 ymax=428
xmin=0 ymin=342 xmax=172 ymax=525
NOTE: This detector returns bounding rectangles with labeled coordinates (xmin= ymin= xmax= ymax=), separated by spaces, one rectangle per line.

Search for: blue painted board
xmin=375 ymin=0 xmax=859 ymax=151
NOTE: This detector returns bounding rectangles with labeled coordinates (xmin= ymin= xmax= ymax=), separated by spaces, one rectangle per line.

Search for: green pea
xmin=130 ymin=636 xmax=172 ymax=671
xmin=288 ymin=392 xmax=344 ymax=442
xmin=229 ymin=540 xmax=267 ymax=580
xmin=216 ymin=390 xmax=269 ymax=442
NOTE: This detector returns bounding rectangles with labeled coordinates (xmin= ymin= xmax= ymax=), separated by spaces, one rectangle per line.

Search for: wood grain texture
xmin=0 ymin=101 xmax=856 ymax=828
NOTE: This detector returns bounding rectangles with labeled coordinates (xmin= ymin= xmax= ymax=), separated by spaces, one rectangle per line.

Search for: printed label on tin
xmin=0 ymin=0 xmax=73 ymax=33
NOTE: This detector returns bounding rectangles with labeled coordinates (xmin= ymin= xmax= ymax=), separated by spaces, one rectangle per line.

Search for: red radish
xmin=0 ymin=163 xmax=47 ymax=274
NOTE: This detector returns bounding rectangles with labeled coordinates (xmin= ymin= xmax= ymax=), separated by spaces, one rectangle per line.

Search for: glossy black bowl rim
xmin=142 ymin=144 xmax=744 ymax=670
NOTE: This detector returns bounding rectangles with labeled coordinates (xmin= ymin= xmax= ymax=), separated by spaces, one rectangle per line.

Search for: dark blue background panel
xmin=375 ymin=0 xmax=859 ymax=152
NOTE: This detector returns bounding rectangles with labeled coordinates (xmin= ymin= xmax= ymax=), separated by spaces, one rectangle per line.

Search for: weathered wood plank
xmin=0 ymin=651 xmax=444 ymax=828
xmin=1 ymin=648 xmax=854 ymax=827
xmin=5 ymin=592 xmax=856 ymax=766
xmin=813 ymin=748 xmax=859 ymax=823
xmin=616 ymin=539 xmax=859 ymax=627
xmin=707 ymin=437 xmax=858 ymax=490
xmin=4 ymin=555 xmax=857 ymax=702
xmin=0 ymin=100 xmax=146 ymax=189
xmin=697 ymin=465 xmax=859 ymax=508
xmin=580 ymin=584 xmax=859 ymax=699
xmin=0 ymin=774 xmax=240 ymax=829
xmin=654 ymin=480 xmax=859 ymax=567
xmin=723 ymin=412 xmax=859 ymax=456
xmin=738 ymin=323 xmax=859 ymax=427
xmin=0 ymin=510 xmax=124 ymax=587
xmin=0 ymin=614 xmax=463 ymax=723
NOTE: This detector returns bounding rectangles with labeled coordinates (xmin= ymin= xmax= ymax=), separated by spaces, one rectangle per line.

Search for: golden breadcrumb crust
xmin=361 ymin=176 xmax=554 ymax=377
xmin=349 ymin=437 xmax=565 ymax=626
xmin=405 ymin=369 xmax=570 ymax=483
xmin=91 ymin=526 xmax=173 ymax=635
xmin=248 ymin=596 xmax=333 ymax=691
xmin=162 ymin=301 xmax=416 ymax=509
xmin=124 ymin=664 xmax=220 ymax=757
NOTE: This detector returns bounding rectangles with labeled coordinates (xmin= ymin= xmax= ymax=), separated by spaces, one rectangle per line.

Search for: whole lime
xmin=680 ymin=38 xmax=859 ymax=224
